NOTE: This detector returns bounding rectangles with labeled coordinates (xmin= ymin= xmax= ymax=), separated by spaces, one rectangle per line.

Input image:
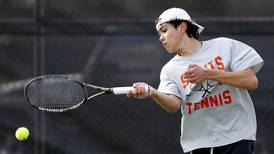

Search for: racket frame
xmin=24 ymin=75 xmax=110 ymax=112
xmin=24 ymin=75 xmax=139 ymax=112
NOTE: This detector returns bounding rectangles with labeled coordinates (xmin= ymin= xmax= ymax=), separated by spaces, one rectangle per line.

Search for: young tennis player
xmin=127 ymin=8 xmax=264 ymax=154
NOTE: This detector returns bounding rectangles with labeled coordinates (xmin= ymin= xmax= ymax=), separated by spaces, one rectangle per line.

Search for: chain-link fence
xmin=0 ymin=0 xmax=273 ymax=154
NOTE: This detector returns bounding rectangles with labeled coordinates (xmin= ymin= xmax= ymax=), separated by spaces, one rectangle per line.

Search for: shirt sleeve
xmin=158 ymin=66 xmax=182 ymax=98
xmin=230 ymin=39 xmax=264 ymax=74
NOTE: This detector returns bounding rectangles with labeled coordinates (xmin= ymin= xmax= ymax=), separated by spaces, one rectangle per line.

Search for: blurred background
xmin=0 ymin=0 xmax=273 ymax=154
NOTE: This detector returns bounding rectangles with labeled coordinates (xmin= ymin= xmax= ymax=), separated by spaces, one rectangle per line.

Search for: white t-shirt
xmin=158 ymin=37 xmax=264 ymax=152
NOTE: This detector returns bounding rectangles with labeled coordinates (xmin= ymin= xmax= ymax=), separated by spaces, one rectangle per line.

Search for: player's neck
xmin=177 ymin=38 xmax=202 ymax=57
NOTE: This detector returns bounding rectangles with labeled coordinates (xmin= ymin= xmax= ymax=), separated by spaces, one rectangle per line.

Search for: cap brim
xmin=192 ymin=22 xmax=204 ymax=34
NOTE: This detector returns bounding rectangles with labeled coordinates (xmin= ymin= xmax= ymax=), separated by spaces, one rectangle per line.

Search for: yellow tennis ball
xmin=15 ymin=127 xmax=30 ymax=141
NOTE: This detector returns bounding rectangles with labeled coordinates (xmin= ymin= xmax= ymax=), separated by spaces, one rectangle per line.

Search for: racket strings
xmin=26 ymin=78 xmax=86 ymax=110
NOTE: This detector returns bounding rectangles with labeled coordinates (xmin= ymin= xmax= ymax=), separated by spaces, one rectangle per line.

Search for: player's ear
xmin=178 ymin=21 xmax=187 ymax=33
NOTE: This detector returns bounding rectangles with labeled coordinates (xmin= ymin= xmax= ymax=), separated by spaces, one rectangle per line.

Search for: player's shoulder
xmin=161 ymin=55 xmax=179 ymax=72
xmin=211 ymin=37 xmax=252 ymax=48
xmin=207 ymin=37 xmax=236 ymax=44
xmin=204 ymin=37 xmax=244 ymax=48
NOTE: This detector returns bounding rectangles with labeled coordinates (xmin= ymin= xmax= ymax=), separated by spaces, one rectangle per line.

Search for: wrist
xmin=203 ymin=68 xmax=211 ymax=80
xmin=204 ymin=68 xmax=217 ymax=80
xmin=150 ymin=87 xmax=158 ymax=97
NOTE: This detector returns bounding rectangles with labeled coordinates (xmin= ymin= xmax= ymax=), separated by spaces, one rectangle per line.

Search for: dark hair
xmin=168 ymin=20 xmax=200 ymax=39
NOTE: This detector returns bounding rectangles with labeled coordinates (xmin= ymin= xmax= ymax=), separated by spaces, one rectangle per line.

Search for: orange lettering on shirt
xmin=223 ymin=90 xmax=232 ymax=104
xmin=184 ymin=89 xmax=233 ymax=115
xmin=180 ymin=74 xmax=189 ymax=89
xmin=215 ymin=56 xmax=225 ymax=71
xmin=206 ymin=60 xmax=215 ymax=69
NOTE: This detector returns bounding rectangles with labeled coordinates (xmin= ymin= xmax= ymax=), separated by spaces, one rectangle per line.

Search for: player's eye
xmin=161 ymin=28 xmax=167 ymax=33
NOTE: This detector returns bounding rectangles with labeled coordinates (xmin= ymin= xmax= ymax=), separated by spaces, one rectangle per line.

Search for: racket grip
xmin=112 ymin=86 xmax=149 ymax=95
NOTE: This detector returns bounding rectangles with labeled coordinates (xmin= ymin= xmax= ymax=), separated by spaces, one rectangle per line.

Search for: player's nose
xmin=159 ymin=35 xmax=164 ymax=42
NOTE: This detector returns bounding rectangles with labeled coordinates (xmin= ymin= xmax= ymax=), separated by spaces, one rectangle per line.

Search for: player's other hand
xmin=127 ymin=82 xmax=154 ymax=99
xmin=184 ymin=64 xmax=206 ymax=83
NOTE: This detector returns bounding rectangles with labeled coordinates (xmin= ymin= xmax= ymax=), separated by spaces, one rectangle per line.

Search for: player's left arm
xmin=184 ymin=64 xmax=258 ymax=90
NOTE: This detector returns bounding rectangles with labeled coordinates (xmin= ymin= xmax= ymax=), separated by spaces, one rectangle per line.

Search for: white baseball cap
xmin=155 ymin=8 xmax=204 ymax=34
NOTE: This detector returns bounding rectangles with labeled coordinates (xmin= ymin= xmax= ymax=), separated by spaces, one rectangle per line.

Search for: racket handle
xmin=112 ymin=86 xmax=149 ymax=95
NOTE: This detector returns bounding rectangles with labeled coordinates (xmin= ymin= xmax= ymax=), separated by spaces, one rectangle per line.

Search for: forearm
xmin=150 ymin=89 xmax=181 ymax=113
xmin=204 ymin=68 xmax=258 ymax=90
xmin=127 ymin=82 xmax=181 ymax=112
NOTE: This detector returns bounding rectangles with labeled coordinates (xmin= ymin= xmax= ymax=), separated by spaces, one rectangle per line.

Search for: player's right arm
xmin=127 ymin=82 xmax=181 ymax=113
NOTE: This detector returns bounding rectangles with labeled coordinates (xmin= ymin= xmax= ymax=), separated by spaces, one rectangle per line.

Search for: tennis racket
xmin=24 ymin=74 xmax=149 ymax=112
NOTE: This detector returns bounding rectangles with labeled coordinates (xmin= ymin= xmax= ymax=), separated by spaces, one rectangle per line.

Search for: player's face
xmin=156 ymin=23 xmax=183 ymax=53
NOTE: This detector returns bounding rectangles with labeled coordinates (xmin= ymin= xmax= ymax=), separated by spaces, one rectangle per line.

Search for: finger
xmin=189 ymin=73 xmax=196 ymax=78
xmin=187 ymin=75 xmax=195 ymax=82
xmin=142 ymin=86 xmax=146 ymax=94
xmin=139 ymin=86 xmax=144 ymax=95
xmin=132 ymin=83 xmax=138 ymax=88
xmin=138 ymin=86 xmax=145 ymax=98
xmin=188 ymin=78 xmax=196 ymax=83
xmin=184 ymin=72 xmax=193 ymax=79
xmin=132 ymin=85 xmax=140 ymax=99
xmin=133 ymin=82 xmax=145 ymax=89
xmin=130 ymin=82 xmax=151 ymax=99
xmin=127 ymin=92 xmax=133 ymax=97
xmin=188 ymin=64 xmax=197 ymax=68
xmin=188 ymin=76 xmax=200 ymax=83
xmin=183 ymin=74 xmax=189 ymax=80
xmin=136 ymin=85 xmax=142 ymax=95
xmin=131 ymin=87 xmax=137 ymax=95
xmin=184 ymin=68 xmax=194 ymax=75
xmin=187 ymin=64 xmax=194 ymax=70
xmin=137 ymin=83 xmax=148 ymax=93
xmin=127 ymin=88 xmax=136 ymax=97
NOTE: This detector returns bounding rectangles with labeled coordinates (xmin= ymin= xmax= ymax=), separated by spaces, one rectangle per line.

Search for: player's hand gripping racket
xmin=24 ymin=74 xmax=149 ymax=112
